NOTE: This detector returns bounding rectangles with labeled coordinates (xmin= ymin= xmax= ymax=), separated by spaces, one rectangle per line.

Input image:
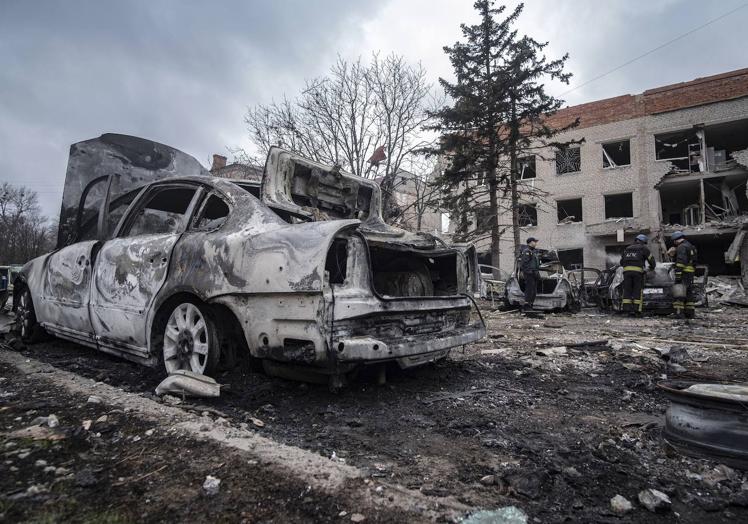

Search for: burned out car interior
xmin=13 ymin=134 xmax=485 ymax=388
xmin=503 ymin=248 xmax=594 ymax=311
xmin=595 ymin=262 xmax=709 ymax=312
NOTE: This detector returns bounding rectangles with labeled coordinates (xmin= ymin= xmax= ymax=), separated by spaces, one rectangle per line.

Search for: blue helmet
xmin=635 ymin=234 xmax=648 ymax=243
xmin=671 ymin=231 xmax=685 ymax=241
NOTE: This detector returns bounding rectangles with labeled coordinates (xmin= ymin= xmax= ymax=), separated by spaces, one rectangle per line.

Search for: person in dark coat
xmin=671 ymin=231 xmax=698 ymax=319
xmin=520 ymin=237 xmax=541 ymax=313
xmin=619 ymin=234 xmax=656 ymax=316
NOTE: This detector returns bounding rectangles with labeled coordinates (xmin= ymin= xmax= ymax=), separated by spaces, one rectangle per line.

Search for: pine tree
xmin=427 ymin=1 xmax=579 ymax=271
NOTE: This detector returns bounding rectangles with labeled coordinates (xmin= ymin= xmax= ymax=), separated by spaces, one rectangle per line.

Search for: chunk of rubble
xmin=8 ymin=425 xmax=65 ymax=441
xmin=155 ymin=370 xmax=221 ymax=398
xmin=610 ymin=494 xmax=633 ymax=514
xmin=461 ymin=507 xmax=528 ymax=524
xmin=638 ymin=488 xmax=671 ymax=513
xmin=202 ymin=475 xmax=221 ymax=496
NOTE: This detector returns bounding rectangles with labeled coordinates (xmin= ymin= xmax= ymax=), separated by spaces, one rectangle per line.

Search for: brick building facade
xmin=477 ymin=67 xmax=748 ymax=280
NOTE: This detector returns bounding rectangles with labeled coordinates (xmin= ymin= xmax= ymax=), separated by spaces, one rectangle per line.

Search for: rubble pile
xmin=706 ymin=276 xmax=748 ymax=307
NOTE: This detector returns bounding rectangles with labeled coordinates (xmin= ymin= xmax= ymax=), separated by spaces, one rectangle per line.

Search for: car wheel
xmin=162 ymin=301 xmax=219 ymax=376
xmin=15 ymin=287 xmax=44 ymax=343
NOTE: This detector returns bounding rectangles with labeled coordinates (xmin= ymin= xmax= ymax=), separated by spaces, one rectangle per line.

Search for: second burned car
xmin=14 ymin=134 xmax=485 ymax=387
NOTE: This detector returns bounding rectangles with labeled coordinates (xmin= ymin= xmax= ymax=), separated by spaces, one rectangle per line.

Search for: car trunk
xmin=325 ymin=237 xmax=467 ymax=298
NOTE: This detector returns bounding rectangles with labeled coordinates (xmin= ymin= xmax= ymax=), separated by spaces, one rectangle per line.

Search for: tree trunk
xmin=509 ymin=93 xmax=521 ymax=260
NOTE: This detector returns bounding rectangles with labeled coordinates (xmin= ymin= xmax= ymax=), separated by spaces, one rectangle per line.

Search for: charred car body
xmin=595 ymin=263 xmax=709 ymax=312
xmin=14 ymin=134 xmax=485 ymax=386
xmin=503 ymin=249 xmax=598 ymax=311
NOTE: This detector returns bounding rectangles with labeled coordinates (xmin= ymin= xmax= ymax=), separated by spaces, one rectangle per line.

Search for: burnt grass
xmin=0 ymin=361 xmax=414 ymax=523
xmin=3 ymin=305 xmax=748 ymax=522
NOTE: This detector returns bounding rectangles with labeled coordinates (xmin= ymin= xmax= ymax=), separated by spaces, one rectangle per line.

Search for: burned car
xmin=478 ymin=264 xmax=509 ymax=301
xmin=14 ymin=134 xmax=485 ymax=387
xmin=596 ymin=262 xmax=709 ymax=312
xmin=503 ymin=249 xmax=596 ymax=311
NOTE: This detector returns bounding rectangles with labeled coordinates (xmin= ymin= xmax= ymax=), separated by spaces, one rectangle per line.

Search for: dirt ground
xmin=2 ymin=304 xmax=748 ymax=523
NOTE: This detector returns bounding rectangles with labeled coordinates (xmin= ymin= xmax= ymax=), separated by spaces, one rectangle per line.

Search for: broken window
xmin=519 ymin=156 xmax=536 ymax=179
xmin=555 ymin=147 xmax=581 ymax=175
xmin=704 ymin=175 xmax=748 ymax=221
xmin=105 ymin=190 xmax=141 ymax=238
xmin=659 ymin=179 xmax=700 ymax=225
xmin=557 ymin=198 xmax=583 ymax=223
xmin=194 ymin=194 xmax=230 ymax=230
xmin=440 ymin=213 xmax=450 ymax=234
xmin=655 ymin=129 xmax=701 ymax=173
xmin=604 ymin=193 xmax=633 ymax=219
xmin=701 ymin=118 xmax=748 ymax=172
xmin=557 ymin=248 xmax=584 ymax=270
xmin=517 ymin=203 xmax=538 ymax=227
xmin=124 ymin=186 xmax=197 ymax=236
xmin=602 ymin=140 xmax=630 ymax=168
xmin=475 ymin=206 xmax=493 ymax=230
xmin=77 ymin=177 xmax=109 ymax=242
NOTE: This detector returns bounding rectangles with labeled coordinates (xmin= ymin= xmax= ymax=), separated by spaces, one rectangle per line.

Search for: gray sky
xmin=1 ymin=0 xmax=746 ymax=217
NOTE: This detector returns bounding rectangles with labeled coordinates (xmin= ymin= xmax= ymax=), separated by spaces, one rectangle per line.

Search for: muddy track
xmin=2 ymin=306 xmax=748 ymax=522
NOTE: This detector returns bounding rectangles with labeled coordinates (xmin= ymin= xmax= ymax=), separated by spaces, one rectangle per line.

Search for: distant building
xmin=210 ymin=154 xmax=262 ymax=181
xmin=473 ymin=67 xmax=748 ymax=281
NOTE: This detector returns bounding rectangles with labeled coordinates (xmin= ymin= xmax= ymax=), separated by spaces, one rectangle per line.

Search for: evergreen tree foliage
xmin=427 ymin=1 xmax=580 ymax=269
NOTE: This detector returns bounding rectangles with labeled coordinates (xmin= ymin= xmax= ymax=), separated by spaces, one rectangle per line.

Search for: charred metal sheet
xmin=660 ymin=381 xmax=748 ymax=470
xmin=58 ymin=134 xmax=209 ymax=248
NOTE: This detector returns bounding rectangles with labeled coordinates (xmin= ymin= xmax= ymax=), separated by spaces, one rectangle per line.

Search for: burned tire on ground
xmin=14 ymin=287 xmax=45 ymax=343
xmin=161 ymin=301 xmax=220 ymax=376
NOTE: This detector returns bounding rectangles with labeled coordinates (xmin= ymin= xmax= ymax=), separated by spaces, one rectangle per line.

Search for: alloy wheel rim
xmin=163 ymin=303 xmax=209 ymax=374
xmin=18 ymin=293 xmax=30 ymax=338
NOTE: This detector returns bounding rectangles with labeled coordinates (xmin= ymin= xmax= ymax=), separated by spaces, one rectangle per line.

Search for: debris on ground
xmin=4 ymin=304 xmax=748 ymax=522
xmin=155 ymin=370 xmax=221 ymax=398
xmin=202 ymin=475 xmax=221 ymax=496
xmin=610 ymin=494 xmax=633 ymax=514
xmin=706 ymin=276 xmax=748 ymax=306
xmin=638 ymin=488 xmax=671 ymax=513
xmin=462 ymin=507 xmax=528 ymax=524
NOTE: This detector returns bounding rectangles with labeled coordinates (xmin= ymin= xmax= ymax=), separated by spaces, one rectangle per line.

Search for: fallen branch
xmin=112 ymin=464 xmax=168 ymax=486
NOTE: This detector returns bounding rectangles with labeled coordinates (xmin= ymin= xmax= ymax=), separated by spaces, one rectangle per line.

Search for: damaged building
xmin=481 ymin=67 xmax=748 ymax=283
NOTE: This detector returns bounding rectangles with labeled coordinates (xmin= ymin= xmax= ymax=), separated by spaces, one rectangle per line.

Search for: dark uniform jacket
xmin=520 ymin=246 xmax=540 ymax=274
xmin=620 ymin=243 xmax=656 ymax=272
xmin=675 ymin=240 xmax=697 ymax=274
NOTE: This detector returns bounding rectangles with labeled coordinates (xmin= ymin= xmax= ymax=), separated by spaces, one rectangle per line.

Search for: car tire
xmin=15 ymin=287 xmax=45 ymax=343
xmin=161 ymin=301 xmax=220 ymax=376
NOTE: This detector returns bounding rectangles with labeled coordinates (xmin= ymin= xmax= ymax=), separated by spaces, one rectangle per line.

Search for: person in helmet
xmin=619 ymin=234 xmax=656 ymax=316
xmin=671 ymin=231 xmax=698 ymax=319
xmin=519 ymin=237 xmax=541 ymax=314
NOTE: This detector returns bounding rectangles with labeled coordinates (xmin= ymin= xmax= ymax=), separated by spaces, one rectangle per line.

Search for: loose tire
xmin=161 ymin=301 xmax=219 ymax=376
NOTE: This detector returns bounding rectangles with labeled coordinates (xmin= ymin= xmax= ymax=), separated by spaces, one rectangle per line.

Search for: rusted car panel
xmin=15 ymin=135 xmax=485 ymax=382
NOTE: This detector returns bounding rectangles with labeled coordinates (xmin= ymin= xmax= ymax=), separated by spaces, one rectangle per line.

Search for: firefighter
xmin=619 ymin=234 xmax=656 ymax=316
xmin=672 ymin=231 xmax=698 ymax=319
xmin=520 ymin=237 xmax=541 ymax=313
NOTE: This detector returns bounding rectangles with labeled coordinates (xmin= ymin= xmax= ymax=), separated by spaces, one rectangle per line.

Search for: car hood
xmin=57 ymin=134 xmax=210 ymax=248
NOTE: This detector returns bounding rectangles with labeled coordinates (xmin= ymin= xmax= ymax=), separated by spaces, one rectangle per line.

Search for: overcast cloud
xmin=1 ymin=0 xmax=746 ymax=217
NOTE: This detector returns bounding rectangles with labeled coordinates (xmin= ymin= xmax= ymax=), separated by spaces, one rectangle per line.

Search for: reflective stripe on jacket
xmin=675 ymin=240 xmax=697 ymax=273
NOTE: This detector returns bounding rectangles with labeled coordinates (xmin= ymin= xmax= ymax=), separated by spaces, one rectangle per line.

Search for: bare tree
xmin=389 ymin=156 xmax=443 ymax=232
xmin=0 ymin=183 xmax=55 ymax=265
xmin=243 ymin=53 xmax=435 ymax=222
